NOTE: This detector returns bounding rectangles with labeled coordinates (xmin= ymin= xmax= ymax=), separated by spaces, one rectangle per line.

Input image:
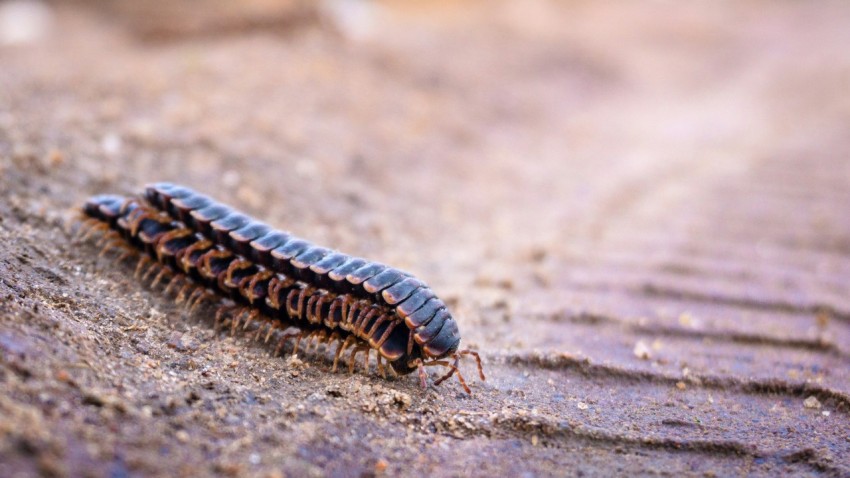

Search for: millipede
xmin=79 ymin=183 xmax=485 ymax=393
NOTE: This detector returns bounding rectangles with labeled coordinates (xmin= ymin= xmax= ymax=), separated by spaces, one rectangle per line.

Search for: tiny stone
xmin=633 ymin=341 xmax=651 ymax=360
xmin=803 ymin=396 xmax=821 ymax=409
xmin=577 ymin=402 xmax=588 ymax=410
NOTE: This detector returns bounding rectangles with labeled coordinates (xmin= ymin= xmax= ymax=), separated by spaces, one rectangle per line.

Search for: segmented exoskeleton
xmin=81 ymin=183 xmax=484 ymax=392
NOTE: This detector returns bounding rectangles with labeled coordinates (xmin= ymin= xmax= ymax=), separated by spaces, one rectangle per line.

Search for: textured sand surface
xmin=1 ymin=1 xmax=849 ymax=476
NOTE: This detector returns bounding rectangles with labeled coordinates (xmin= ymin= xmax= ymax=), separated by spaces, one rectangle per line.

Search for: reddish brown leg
xmin=75 ymin=218 xmax=100 ymax=240
xmin=427 ymin=360 xmax=470 ymax=394
xmin=322 ymin=331 xmax=340 ymax=352
xmin=150 ymin=267 xmax=170 ymax=289
xmin=417 ymin=360 xmax=427 ymax=389
xmin=458 ymin=350 xmax=486 ymax=381
xmin=253 ymin=320 xmax=269 ymax=342
xmin=188 ymin=290 xmax=212 ymax=312
xmin=374 ymin=321 xmax=398 ymax=348
xmin=116 ymin=250 xmax=135 ymax=263
xmin=306 ymin=295 xmax=319 ymax=324
xmin=141 ymin=262 xmax=161 ymax=283
xmin=376 ymin=354 xmax=386 ymax=379
xmin=348 ymin=345 xmax=369 ymax=374
xmin=362 ymin=348 xmax=371 ymax=374
xmin=311 ymin=330 xmax=328 ymax=352
xmin=175 ymin=283 xmax=195 ymax=304
xmin=365 ymin=314 xmax=387 ymax=338
xmin=274 ymin=330 xmax=303 ymax=357
xmin=134 ymin=256 xmax=152 ymax=278
xmin=241 ymin=309 xmax=259 ymax=331
xmin=81 ymin=222 xmax=109 ymax=241
xmin=114 ymin=241 xmax=137 ymax=263
xmin=355 ymin=309 xmax=379 ymax=335
xmin=184 ymin=287 xmax=205 ymax=310
xmin=333 ymin=336 xmax=355 ymax=372
xmin=98 ymin=239 xmax=125 ymax=258
xmin=164 ymin=274 xmax=184 ymax=295
xmin=230 ymin=308 xmax=247 ymax=336
xmin=214 ymin=305 xmax=239 ymax=334
xmin=263 ymin=322 xmax=281 ymax=343
xmin=96 ymin=230 xmax=120 ymax=247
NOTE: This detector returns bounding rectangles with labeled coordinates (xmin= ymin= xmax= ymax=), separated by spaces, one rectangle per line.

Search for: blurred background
xmin=1 ymin=0 xmax=849 ymax=476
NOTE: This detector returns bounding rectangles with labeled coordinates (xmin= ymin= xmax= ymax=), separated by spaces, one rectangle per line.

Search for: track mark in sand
xmin=532 ymin=310 xmax=845 ymax=359
xmin=637 ymin=283 xmax=850 ymax=324
xmin=491 ymin=351 xmax=850 ymax=411
xmin=562 ymin=280 xmax=850 ymax=327
xmin=429 ymin=406 xmax=846 ymax=476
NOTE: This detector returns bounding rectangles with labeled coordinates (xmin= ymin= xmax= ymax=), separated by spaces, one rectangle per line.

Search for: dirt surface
xmin=2 ymin=1 xmax=850 ymax=476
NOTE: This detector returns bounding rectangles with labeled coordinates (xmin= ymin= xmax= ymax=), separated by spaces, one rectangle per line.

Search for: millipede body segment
xmin=81 ymin=183 xmax=484 ymax=393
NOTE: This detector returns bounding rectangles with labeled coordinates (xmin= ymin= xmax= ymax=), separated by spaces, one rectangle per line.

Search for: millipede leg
xmin=253 ymin=320 xmax=269 ymax=342
xmin=81 ymin=222 xmax=109 ymax=241
xmin=164 ymin=274 xmax=184 ymax=295
xmin=189 ymin=290 xmax=212 ymax=312
xmin=141 ymin=262 xmax=161 ymax=283
xmin=417 ymin=360 xmax=427 ymax=389
xmin=348 ymin=345 xmax=368 ymax=374
xmin=333 ymin=336 xmax=355 ymax=373
xmin=184 ymin=287 xmax=205 ymax=309
xmin=127 ymin=210 xmax=158 ymax=237
xmin=116 ymin=244 xmax=137 ymax=263
xmin=374 ymin=321 xmax=398 ymax=349
xmin=263 ymin=322 xmax=281 ymax=343
xmin=98 ymin=236 xmax=125 ymax=257
xmin=428 ymin=360 xmax=470 ymax=394
xmin=150 ymin=267 xmax=170 ymax=289
xmin=355 ymin=309 xmax=378 ymax=335
xmin=97 ymin=241 xmax=117 ymax=258
xmin=230 ymin=308 xmax=247 ymax=336
xmin=311 ymin=330 xmax=327 ymax=352
xmin=214 ymin=306 xmax=238 ymax=334
xmin=96 ymin=230 xmax=120 ymax=247
xmin=134 ymin=256 xmax=152 ymax=278
xmin=362 ymin=348 xmax=370 ymax=374
xmin=175 ymin=283 xmax=194 ymax=304
xmin=75 ymin=218 xmax=100 ymax=240
xmin=458 ymin=350 xmax=486 ymax=381
xmin=318 ymin=331 xmax=339 ymax=354
xmin=301 ymin=330 xmax=316 ymax=352
xmin=376 ymin=354 xmax=386 ymax=379
xmin=365 ymin=315 xmax=387 ymax=338
xmin=275 ymin=331 xmax=302 ymax=357
xmin=242 ymin=309 xmax=259 ymax=331
xmin=292 ymin=332 xmax=306 ymax=355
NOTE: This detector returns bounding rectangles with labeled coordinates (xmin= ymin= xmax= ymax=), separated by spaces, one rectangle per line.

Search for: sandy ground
xmin=1 ymin=0 xmax=849 ymax=476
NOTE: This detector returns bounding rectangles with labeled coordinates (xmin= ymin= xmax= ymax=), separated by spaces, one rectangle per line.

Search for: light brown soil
xmin=1 ymin=1 xmax=849 ymax=476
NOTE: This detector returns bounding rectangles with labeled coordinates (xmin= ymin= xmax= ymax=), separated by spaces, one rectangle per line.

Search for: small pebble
xmin=633 ymin=341 xmax=651 ymax=360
